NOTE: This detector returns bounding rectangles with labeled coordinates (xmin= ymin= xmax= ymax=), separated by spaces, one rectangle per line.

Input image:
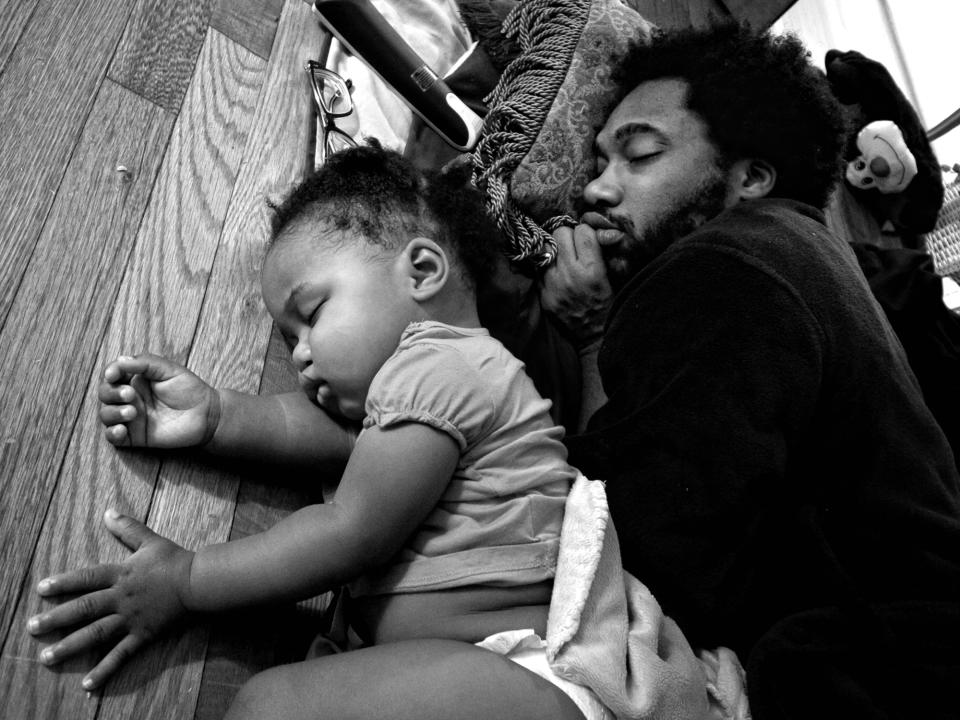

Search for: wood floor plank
xmin=0 ymin=79 xmax=173 ymax=719
xmin=0 ymin=0 xmax=40 ymax=74
xmin=1 ymin=30 xmax=266 ymax=720
xmin=259 ymin=324 xmax=302 ymax=398
xmin=180 ymin=4 xmax=320 ymax=398
xmin=163 ymin=1 xmax=330 ymax=715
xmin=108 ymin=0 xmax=214 ymax=113
xmin=193 ymin=329 xmax=324 ymax=720
xmin=104 ymin=5 xmax=320 ymax=718
xmin=211 ymin=0 xmax=285 ymax=60
xmin=192 ymin=500 xmax=326 ymax=720
xmin=96 ymin=29 xmax=268 ymax=720
xmin=0 ymin=0 xmax=135 ymax=334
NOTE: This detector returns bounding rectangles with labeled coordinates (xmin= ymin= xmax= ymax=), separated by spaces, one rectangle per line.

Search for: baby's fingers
xmin=29 ymin=587 xmax=116 ymax=636
xmin=81 ymin=633 xmax=144 ymax=691
xmin=99 ymin=402 xmax=138 ymax=426
xmin=97 ymin=381 xmax=144 ymax=446
xmin=36 ymin=613 xmax=126 ymax=668
xmin=106 ymin=353 xmax=183 ymax=384
xmin=102 ymin=355 xmax=140 ymax=385
xmin=36 ymin=564 xmax=118 ymax=599
xmin=97 ymin=380 xmax=139 ymax=406
xmin=103 ymin=423 xmax=130 ymax=446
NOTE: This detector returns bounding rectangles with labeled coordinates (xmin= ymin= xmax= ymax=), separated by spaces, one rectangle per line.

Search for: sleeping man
xmin=541 ymin=21 xmax=960 ymax=720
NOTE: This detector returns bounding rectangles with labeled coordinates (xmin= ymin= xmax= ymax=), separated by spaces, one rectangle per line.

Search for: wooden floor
xmin=0 ymin=1 xmax=792 ymax=718
xmin=0 ymin=1 xmax=329 ymax=717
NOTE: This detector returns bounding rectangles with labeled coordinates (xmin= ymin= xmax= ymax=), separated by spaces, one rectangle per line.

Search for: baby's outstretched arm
xmin=30 ymin=421 xmax=458 ymax=689
xmin=99 ymin=353 xmax=355 ymax=469
xmin=187 ymin=422 xmax=458 ymax=607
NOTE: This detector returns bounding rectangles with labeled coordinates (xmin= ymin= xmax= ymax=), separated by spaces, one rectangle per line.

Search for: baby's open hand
xmin=98 ymin=354 xmax=220 ymax=448
xmin=28 ymin=510 xmax=195 ymax=691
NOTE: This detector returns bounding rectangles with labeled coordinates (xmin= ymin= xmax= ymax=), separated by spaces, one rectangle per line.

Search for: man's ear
xmin=401 ymin=237 xmax=449 ymax=301
xmin=728 ymin=158 xmax=777 ymax=201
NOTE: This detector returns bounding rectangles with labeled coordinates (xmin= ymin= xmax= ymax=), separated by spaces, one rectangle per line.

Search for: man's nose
xmin=583 ymin=169 xmax=621 ymax=208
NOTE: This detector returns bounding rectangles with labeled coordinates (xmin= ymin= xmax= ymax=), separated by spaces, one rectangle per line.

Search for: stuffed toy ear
xmin=472 ymin=0 xmax=654 ymax=269
xmin=825 ymin=49 xmax=944 ymax=238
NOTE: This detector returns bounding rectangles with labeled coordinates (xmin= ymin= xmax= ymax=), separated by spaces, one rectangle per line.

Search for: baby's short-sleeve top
xmin=349 ymin=320 xmax=574 ymax=596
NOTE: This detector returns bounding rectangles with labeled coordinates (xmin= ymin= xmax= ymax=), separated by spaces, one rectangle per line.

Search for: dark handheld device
xmin=313 ymin=0 xmax=483 ymax=152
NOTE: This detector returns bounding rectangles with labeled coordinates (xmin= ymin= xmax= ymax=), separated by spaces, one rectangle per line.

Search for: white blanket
xmin=547 ymin=476 xmax=751 ymax=720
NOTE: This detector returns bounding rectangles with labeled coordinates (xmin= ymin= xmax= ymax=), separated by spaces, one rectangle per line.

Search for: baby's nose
xmin=291 ymin=338 xmax=311 ymax=370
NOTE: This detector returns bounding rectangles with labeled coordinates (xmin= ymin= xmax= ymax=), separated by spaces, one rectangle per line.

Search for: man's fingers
xmin=36 ymin=614 xmax=125 ymax=667
xmin=549 ymin=224 xmax=604 ymax=277
xmin=550 ymin=224 xmax=578 ymax=260
xmin=103 ymin=509 xmax=158 ymax=551
xmin=81 ymin=634 xmax=144 ymax=691
xmin=572 ymin=223 xmax=603 ymax=264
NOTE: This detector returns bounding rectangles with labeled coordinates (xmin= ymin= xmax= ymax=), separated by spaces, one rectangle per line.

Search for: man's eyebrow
xmin=595 ymin=121 xmax=667 ymax=157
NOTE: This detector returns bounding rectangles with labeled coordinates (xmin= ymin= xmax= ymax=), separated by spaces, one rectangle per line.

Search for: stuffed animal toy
xmin=846 ymin=119 xmax=918 ymax=194
xmin=825 ymin=49 xmax=944 ymax=246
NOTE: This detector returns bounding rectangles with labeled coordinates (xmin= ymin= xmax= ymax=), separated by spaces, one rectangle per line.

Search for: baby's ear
xmin=402 ymin=237 xmax=449 ymax=300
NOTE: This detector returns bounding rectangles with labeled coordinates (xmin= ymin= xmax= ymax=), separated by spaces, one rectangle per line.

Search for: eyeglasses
xmin=306 ymin=60 xmax=358 ymax=167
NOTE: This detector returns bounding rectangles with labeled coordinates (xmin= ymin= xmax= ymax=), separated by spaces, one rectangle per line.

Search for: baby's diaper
xmin=476 ymin=628 xmax=613 ymax=720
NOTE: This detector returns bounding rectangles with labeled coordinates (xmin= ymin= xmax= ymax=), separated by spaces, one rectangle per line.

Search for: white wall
xmin=774 ymin=0 xmax=959 ymax=171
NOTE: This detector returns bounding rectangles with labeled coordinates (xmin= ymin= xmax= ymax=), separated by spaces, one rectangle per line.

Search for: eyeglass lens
xmin=325 ymin=126 xmax=356 ymax=154
xmin=317 ymin=77 xmax=351 ymax=116
xmin=307 ymin=62 xmax=353 ymax=117
xmin=307 ymin=61 xmax=358 ymax=167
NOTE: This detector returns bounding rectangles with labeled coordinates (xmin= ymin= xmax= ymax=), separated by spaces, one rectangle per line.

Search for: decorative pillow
xmin=472 ymin=0 xmax=654 ymax=269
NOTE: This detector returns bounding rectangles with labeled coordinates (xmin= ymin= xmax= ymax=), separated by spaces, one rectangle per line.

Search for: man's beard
xmin=604 ymin=171 xmax=731 ymax=293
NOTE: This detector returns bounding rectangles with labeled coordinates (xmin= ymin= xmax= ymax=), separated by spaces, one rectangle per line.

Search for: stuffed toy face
xmin=846 ymin=119 xmax=918 ymax=194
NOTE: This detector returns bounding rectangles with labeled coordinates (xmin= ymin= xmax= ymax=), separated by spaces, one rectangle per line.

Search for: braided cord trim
xmin=472 ymin=0 xmax=589 ymax=267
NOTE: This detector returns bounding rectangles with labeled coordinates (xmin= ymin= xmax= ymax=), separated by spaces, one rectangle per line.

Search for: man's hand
xmin=541 ymin=224 xmax=613 ymax=349
xmin=28 ymin=510 xmax=195 ymax=691
xmin=98 ymin=354 xmax=220 ymax=448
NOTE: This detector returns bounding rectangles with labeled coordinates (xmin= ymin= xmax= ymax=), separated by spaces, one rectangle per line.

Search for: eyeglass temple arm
xmin=313 ymin=0 xmax=483 ymax=152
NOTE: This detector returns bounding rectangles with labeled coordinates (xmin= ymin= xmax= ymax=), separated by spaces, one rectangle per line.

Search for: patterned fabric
xmin=473 ymin=0 xmax=653 ymax=268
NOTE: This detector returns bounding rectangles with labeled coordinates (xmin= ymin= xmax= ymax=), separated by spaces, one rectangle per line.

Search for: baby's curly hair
xmin=268 ymin=140 xmax=499 ymax=288
xmin=615 ymin=22 xmax=846 ymax=209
